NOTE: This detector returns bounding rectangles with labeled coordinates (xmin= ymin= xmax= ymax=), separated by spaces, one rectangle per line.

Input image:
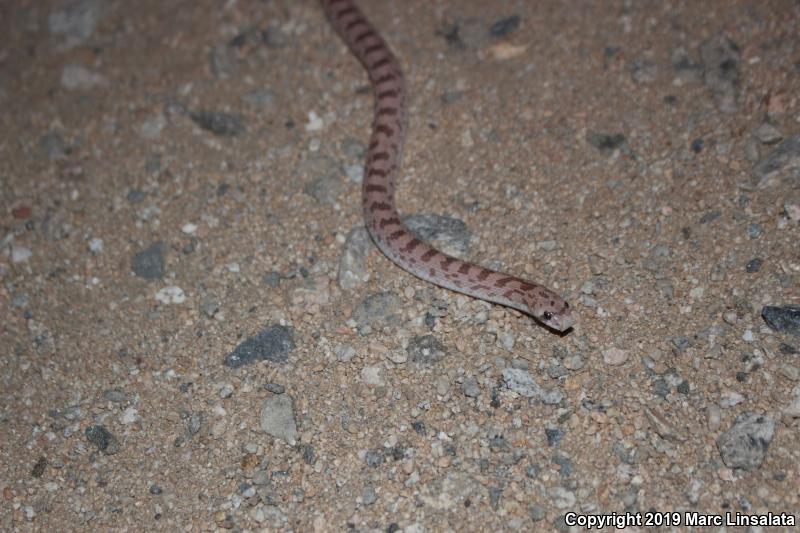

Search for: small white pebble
xmin=11 ymin=245 xmax=32 ymax=263
xmin=707 ymin=405 xmax=721 ymax=431
xmin=120 ymin=407 xmax=139 ymax=425
xmin=720 ymin=391 xmax=744 ymax=408
xmin=361 ymin=365 xmax=383 ymax=386
xmin=345 ymin=164 xmax=364 ymax=183
xmin=536 ymin=240 xmax=558 ymax=252
xmin=182 ymin=223 xmax=197 ymax=234
xmin=784 ymin=203 xmax=799 ymax=221
xmin=88 ymin=238 xmax=103 ymax=253
xmin=498 ymin=332 xmax=516 ymax=351
xmin=387 ymin=350 xmax=407 ymax=364
xmin=602 ymin=347 xmax=628 ymax=366
xmin=305 ymin=111 xmax=324 ymax=131
xmin=154 ymin=286 xmax=186 ymax=304
xmin=689 ymin=286 xmax=705 ymax=299
xmin=742 ymin=329 xmax=755 ymax=342
xmin=335 ymin=345 xmax=356 ymax=362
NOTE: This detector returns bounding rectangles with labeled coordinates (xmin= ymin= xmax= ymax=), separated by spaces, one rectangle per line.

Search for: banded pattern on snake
xmin=320 ymin=0 xmax=575 ymax=332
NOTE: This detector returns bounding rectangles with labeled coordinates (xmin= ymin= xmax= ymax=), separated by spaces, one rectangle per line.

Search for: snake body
xmin=320 ymin=0 xmax=574 ymax=331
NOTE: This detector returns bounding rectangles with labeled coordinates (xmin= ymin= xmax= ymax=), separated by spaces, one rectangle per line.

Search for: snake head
xmin=525 ymin=288 xmax=575 ymax=332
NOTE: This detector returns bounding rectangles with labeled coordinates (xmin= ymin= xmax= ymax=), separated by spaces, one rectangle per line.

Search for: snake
xmin=319 ymin=0 xmax=575 ymax=332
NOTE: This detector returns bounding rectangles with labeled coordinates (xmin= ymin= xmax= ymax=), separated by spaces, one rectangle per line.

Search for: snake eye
xmin=542 ymin=311 xmax=553 ymax=321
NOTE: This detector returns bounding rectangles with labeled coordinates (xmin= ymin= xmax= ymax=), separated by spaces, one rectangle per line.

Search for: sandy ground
xmin=1 ymin=0 xmax=799 ymax=531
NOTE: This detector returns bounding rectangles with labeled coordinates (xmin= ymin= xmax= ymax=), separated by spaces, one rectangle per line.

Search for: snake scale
xmin=319 ymin=0 xmax=575 ymax=332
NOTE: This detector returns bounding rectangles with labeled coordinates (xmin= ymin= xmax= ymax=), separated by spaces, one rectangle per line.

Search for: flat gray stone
xmin=260 ymin=394 xmax=298 ymax=445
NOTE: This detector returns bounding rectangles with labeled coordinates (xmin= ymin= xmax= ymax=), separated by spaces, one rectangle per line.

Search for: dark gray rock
xmin=85 ymin=424 xmax=120 ymax=455
xmin=224 ymin=325 xmax=295 ymax=367
xmin=762 ymin=305 xmax=800 ymax=336
xmin=407 ymin=335 xmax=448 ymax=365
xmin=131 ymin=242 xmax=165 ymax=280
xmin=189 ymin=111 xmax=245 ymax=136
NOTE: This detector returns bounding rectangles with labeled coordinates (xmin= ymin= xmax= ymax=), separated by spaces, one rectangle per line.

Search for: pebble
xmin=342 ymin=164 xmax=362 ymax=184
xmin=131 ymin=242 xmax=166 ymax=280
xmin=785 ymin=385 xmax=800 ymax=418
xmin=780 ymin=364 xmax=800 ymax=381
xmin=586 ymin=131 xmax=626 ymax=151
xmin=224 ymin=325 xmax=295 ymax=368
xmin=536 ymin=240 xmax=558 ymax=251
xmin=299 ymin=155 xmax=342 ymax=205
xmin=489 ymin=15 xmax=520 ymax=38
xmin=154 ymin=286 xmax=186 ymax=305
xmin=263 ymin=272 xmax=281 ymax=287
xmin=201 ymin=296 xmax=220 ymax=317
xmin=529 ymin=504 xmax=546 ymax=521
xmin=745 ymin=258 xmax=762 ymax=272
xmin=334 ymin=345 xmax=356 ymax=362
xmin=338 ymin=227 xmax=373 ymax=290
xmin=563 ymin=354 xmax=584 ymax=370
xmin=602 ymin=347 xmax=628 ymax=365
xmin=189 ymin=111 xmax=245 ymax=136
xmin=362 ymin=486 xmax=377 ymax=506
xmin=719 ymin=391 xmax=743 ymax=408
xmin=761 ymin=305 xmax=800 ymax=336
xmin=120 ymin=406 xmax=139 ymax=425
xmin=11 ymin=245 xmax=32 ymax=263
xmin=351 ymin=292 xmax=402 ymax=334
xmin=103 ymin=389 xmax=126 ymax=403
xmin=60 ymin=64 xmax=108 ymax=90
xmin=497 ymin=331 xmax=515 ymax=351
xmin=305 ymin=111 xmax=324 ymax=131
xmin=461 ymin=378 xmax=480 ymax=398
xmin=360 ymin=365 xmax=384 ymax=386
xmin=707 ymin=405 xmax=722 ymax=431
xmin=264 ymin=383 xmax=285 ymax=395
xmin=85 ymin=425 xmax=120 ymax=455
xmin=364 ymin=450 xmax=384 ymax=468
xmin=404 ymin=214 xmax=471 ymax=255
xmin=502 ymin=368 xmax=563 ymax=404
xmin=753 ymin=135 xmax=800 ymax=187
xmin=550 ymin=486 xmax=576 ymax=509
xmin=716 ymin=412 xmax=775 ymax=470
xmin=407 ymin=335 xmax=448 ymax=365
xmin=754 ymin=123 xmax=782 ymax=144
xmin=88 ymin=238 xmax=103 ymax=253
xmin=746 ymin=223 xmax=763 ymax=238
xmin=545 ymin=427 xmax=565 ymax=446
xmin=260 ymin=394 xmax=298 ymax=445
xmin=784 ymin=203 xmax=800 ymax=221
